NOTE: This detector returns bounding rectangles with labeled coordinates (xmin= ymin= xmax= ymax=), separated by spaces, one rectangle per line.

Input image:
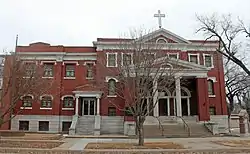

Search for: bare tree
xmin=224 ymin=58 xmax=250 ymax=132
xmin=0 ymin=53 xmax=57 ymax=128
xmin=224 ymin=59 xmax=249 ymax=113
xmin=196 ymin=14 xmax=250 ymax=75
xmin=98 ymin=29 xmax=183 ymax=146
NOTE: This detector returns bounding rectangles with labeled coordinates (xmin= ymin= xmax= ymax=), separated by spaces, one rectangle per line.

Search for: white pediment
xmin=154 ymin=56 xmax=210 ymax=71
xmin=137 ymin=28 xmax=192 ymax=44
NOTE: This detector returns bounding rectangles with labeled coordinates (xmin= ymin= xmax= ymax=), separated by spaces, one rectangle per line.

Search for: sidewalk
xmin=57 ymin=136 xmax=250 ymax=150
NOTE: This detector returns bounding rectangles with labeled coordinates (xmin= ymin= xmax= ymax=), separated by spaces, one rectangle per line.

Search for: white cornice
xmin=17 ymin=52 xmax=96 ymax=56
xmin=93 ymin=42 xmax=218 ymax=52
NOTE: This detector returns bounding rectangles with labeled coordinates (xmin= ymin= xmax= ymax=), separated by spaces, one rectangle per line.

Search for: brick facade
xmin=0 ymin=28 xmax=227 ymax=132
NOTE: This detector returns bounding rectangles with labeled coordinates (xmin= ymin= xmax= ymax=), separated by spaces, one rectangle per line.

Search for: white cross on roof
xmin=154 ymin=10 xmax=165 ymax=29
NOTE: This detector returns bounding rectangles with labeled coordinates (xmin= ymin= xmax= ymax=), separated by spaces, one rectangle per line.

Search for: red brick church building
xmin=0 ymin=28 xmax=227 ymax=135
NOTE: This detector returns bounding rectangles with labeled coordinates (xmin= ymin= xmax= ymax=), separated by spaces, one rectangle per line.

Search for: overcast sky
xmin=0 ymin=0 xmax=249 ymax=51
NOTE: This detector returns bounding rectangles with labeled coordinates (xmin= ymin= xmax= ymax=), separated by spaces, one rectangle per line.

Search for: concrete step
xmin=143 ymin=123 xmax=212 ymax=138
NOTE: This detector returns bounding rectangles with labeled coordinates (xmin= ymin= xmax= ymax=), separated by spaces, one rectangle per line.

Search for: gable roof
xmin=137 ymin=28 xmax=192 ymax=44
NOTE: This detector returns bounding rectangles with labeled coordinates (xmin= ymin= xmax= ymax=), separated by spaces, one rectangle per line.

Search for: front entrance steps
xmin=143 ymin=116 xmax=212 ymax=138
xmin=144 ymin=116 xmax=198 ymax=125
xmin=143 ymin=122 xmax=213 ymax=138
xmin=76 ymin=116 xmax=95 ymax=135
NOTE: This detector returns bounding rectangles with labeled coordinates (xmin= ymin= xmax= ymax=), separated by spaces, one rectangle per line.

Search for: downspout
xmin=9 ymin=35 xmax=19 ymax=130
xmin=58 ymin=48 xmax=64 ymax=133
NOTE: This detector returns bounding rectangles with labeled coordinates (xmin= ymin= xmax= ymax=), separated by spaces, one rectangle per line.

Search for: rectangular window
xmin=122 ymin=53 xmax=132 ymax=65
xmin=41 ymin=96 xmax=52 ymax=108
xmin=209 ymin=107 xmax=216 ymax=115
xmin=63 ymin=97 xmax=74 ymax=108
xmin=208 ymin=80 xmax=215 ymax=95
xmin=25 ymin=63 xmax=36 ymax=76
xmin=108 ymin=107 xmax=116 ymax=116
xmin=39 ymin=121 xmax=49 ymax=131
xmin=43 ymin=63 xmax=54 ymax=77
xmin=145 ymin=53 xmax=155 ymax=61
xmin=22 ymin=96 xmax=33 ymax=107
xmin=19 ymin=121 xmax=29 ymax=131
xmin=204 ymin=55 xmax=213 ymax=67
xmin=168 ymin=53 xmax=178 ymax=59
xmin=189 ymin=54 xmax=199 ymax=64
xmin=62 ymin=122 xmax=72 ymax=133
xmin=86 ymin=63 xmax=94 ymax=79
xmin=107 ymin=53 xmax=117 ymax=67
xmin=65 ymin=64 xmax=75 ymax=77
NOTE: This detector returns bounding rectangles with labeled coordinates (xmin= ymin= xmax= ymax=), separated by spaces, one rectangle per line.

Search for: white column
xmin=153 ymin=77 xmax=159 ymax=117
xmin=167 ymin=98 xmax=170 ymax=116
xmin=75 ymin=96 xmax=79 ymax=115
xmin=96 ymin=97 xmax=100 ymax=115
xmin=175 ymin=76 xmax=182 ymax=117
xmin=187 ymin=98 xmax=190 ymax=116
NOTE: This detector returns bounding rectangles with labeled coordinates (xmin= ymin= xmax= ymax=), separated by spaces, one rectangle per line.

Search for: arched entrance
xmin=158 ymin=89 xmax=171 ymax=116
xmin=172 ymin=87 xmax=191 ymax=116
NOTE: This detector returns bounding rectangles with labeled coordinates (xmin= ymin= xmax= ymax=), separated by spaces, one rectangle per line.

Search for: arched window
xmin=156 ymin=38 xmax=167 ymax=43
xmin=108 ymin=79 xmax=116 ymax=96
xmin=41 ymin=96 xmax=52 ymax=108
xmin=22 ymin=96 xmax=33 ymax=107
xmin=208 ymin=80 xmax=214 ymax=95
xmin=63 ymin=97 xmax=74 ymax=108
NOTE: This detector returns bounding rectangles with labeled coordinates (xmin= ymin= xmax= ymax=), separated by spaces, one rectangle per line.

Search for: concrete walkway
xmin=56 ymin=136 xmax=250 ymax=150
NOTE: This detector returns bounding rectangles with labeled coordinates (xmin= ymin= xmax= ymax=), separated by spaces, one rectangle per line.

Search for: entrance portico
xmin=73 ymin=91 xmax=102 ymax=116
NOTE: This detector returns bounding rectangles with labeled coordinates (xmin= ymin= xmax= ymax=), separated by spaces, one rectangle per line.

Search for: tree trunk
xmin=137 ymin=116 xmax=144 ymax=146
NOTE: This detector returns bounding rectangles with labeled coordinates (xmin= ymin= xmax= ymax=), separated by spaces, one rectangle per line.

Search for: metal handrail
xmin=177 ymin=116 xmax=191 ymax=137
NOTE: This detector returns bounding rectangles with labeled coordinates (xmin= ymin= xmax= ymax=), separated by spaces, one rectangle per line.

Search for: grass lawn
xmin=85 ymin=142 xmax=184 ymax=149
xmin=213 ymin=140 xmax=250 ymax=147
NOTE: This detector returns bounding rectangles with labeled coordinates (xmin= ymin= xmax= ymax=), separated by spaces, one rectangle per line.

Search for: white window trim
xmin=20 ymin=94 xmax=34 ymax=100
xmin=209 ymin=95 xmax=216 ymax=98
xmin=83 ymin=61 xmax=96 ymax=66
xmin=42 ymin=76 xmax=54 ymax=79
xmin=121 ymin=53 xmax=133 ymax=66
xmin=156 ymin=37 xmax=168 ymax=43
xmin=146 ymin=52 xmax=156 ymax=58
xmin=61 ymin=95 xmax=75 ymax=100
xmin=188 ymin=53 xmax=200 ymax=64
xmin=168 ymin=53 xmax=179 ymax=59
xmin=40 ymin=61 xmax=57 ymax=65
xmin=40 ymin=107 xmax=52 ymax=110
xmin=20 ymin=107 xmax=32 ymax=110
xmin=62 ymin=108 xmax=74 ymax=110
xmin=63 ymin=77 xmax=76 ymax=80
xmin=105 ymin=76 xmax=118 ymax=82
xmin=23 ymin=61 xmax=38 ymax=65
xmin=84 ymin=62 xmax=95 ymax=79
xmin=207 ymin=77 xmax=217 ymax=82
xmin=40 ymin=94 xmax=54 ymax=100
xmin=207 ymin=78 xmax=216 ymax=97
xmin=203 ymin=54 xmax=214 ymax=68
xmin=106 ymin=52 xmax=118 ymax=67
xmin=107 ymin=95 xmax=117 ymax=98
xmin=63 ymin=61 xmax=79 ymax=65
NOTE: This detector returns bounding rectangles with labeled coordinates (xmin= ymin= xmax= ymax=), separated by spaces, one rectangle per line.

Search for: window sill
xmin=40 ymin=107 xmax=52 ymax=110
xmin=22 ymin=77 xmax=34 ymax=79
xmin=209 ymin=95 xmax=216 ymax=98
xmin=42 ymin=76 xmax=54 ymax=79
xmin=106 ymin=65 xmax=117 ymax=68
xmin=20 ymin=107 xmax=32 ymax=109
xmin=64 ymin=77 xmax=76 ymax=80
xmin=107 ymin=95 xmax=117 ymax=98
xmin=86 ymin=77 xmax=94 ymax=80
xmin=62 ymin=108 xmax=74 ymax=110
